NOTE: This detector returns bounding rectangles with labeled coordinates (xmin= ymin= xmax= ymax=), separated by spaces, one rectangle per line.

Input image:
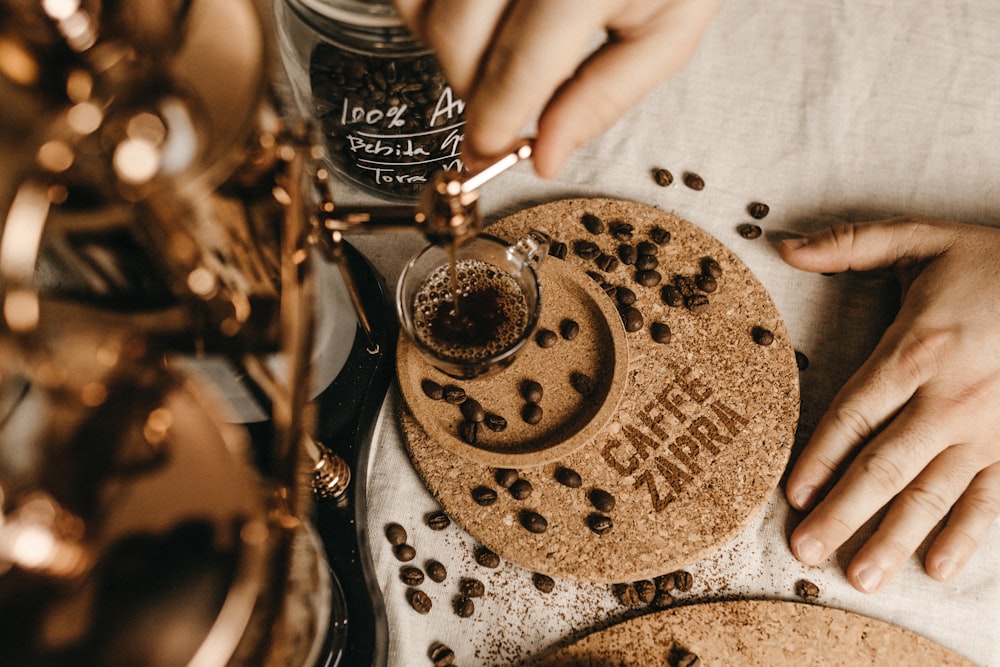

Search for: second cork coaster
xmin=400 ymin=198 xmax=800 ymax=583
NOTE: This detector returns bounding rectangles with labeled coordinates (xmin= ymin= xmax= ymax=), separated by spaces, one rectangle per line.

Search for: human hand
xmin=779 ymin=217 xmax=1000 ymax=593
xmin=393 ymin=0 xmax=719 ymax=178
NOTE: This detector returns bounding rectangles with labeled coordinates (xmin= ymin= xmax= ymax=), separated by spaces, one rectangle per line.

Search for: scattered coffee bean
xmin=654 ymin=573 xmax=676 ymax=593
xmin=748 ymin=201 xmax=770 ymax=219
xmin=460 ymin=397 xmax=485 ymax=423
xmin=587 ymin=512 xmax=613 ymax=535
xmin=494 ymin=468 xmax=519 ymax=488
xmin=650 ymin=226 xmax=671 ymax=245
xmin=521 ymin=379 xmax=543 ymax=402
xmin=429 ymin=642 xmax=455 ymax=666
xmin=426 ymin=559 xmax=447 ymax=583
xmin=554 ymin=466 xmax=583 ymax=488
xmin=581 ymin=212 xmax=605 ymax=234
xmin=635 ymin=269 xmax=662 ymax=287
xmin=652 ymin=589 xmax=675 ymax=608
xmin=484 ymin=412 xmax=508 ymax=432
xmin=549 ymin=240 xmax=568 ymax=259
xmin=695 ymin=274 xmax=717 ymax=293
xmin=443 ymin=385 xmax=466 ymax=404
xmin=617 ymin=243 xmax=638 ymax=265
xmin=573 ymin=240 xmax=601 ymax=260
xmin=650 ymin=322 xmax=672 ymax=344
xmin=613 ymin=286 xmax=636 ymax=307
xmin=752 ymin=325 xmax=775 ymax=346
xmin=737 ymin=222 xmax=763 ymax=239
xmin=588 ymin=488 xmax=616 ymax=512
xmin=609 ymin=221 xmax=635 ymax=241
xmin=677 ymin=650 xmax=702 ymax=667
xmin=475 ymin=546 xmax=501 ymax=568
xmin=535 ymin=328 xmax=558 ymax=348
xmin=636 ymin=240 xmax=658 ymax=256
xmin=385 ymin=522 xmax=407 ymax=547
xmin=621 ymin=306 xmax=644 ymax=332
xmin=701 ymin=257 xmax=723 ymax=278
xmin=453 ymin=595 xmax=475 ymax=618
xmin=560 ymin=318 xmax=580 ymax=340
xmin=600 ymin=282 xmax=617 ymax=298
xmin=685 ymin=294 xmax=710 ymax=313
xmin=595 ymin=253 xmax=620 ymax=272
xmin=458 ymin=420 xmax=478 ymax=444
xmin=471 ymin=485 xmax=498 ymax=506
xmin=634 ymin=579 xmax=656 ymax=604
xmin=521 ymin=402 xmax=543 ymax=425
xmin=672 ymin=570 xmax=693 ymax=592
xmin=400 ymin=565 xmax=424 ymax=586
xmin=570 ymin=372 xmax=596 ymax=397
xmin=634 ymin=254 xmax=659 ymax=271
xmin=426 ymin=511 xmax=450 ymax=531
xmin=509 ymin=478 xmax=533 ymax=500
xmin=408 ymin=587 xmax=432 ymax=614
xmin=795 ymin=578 xmax=820 ymax=602
xmin=460 ymin=577 xmax=485 ymax=598
xmin=673 ymin=274 xmax=696 ymax=297
xmin=520 ymin=510 xmax=549 ymax=534
xmin=613 ymin=583 xmax=641 ymax=607
xmin=795 ymin=350 xmax=810 ymax=370
xmin=586 ymin=270 xmax=604 ymax=282
xmin=661 ymin=284 xmax=683 ymax=307
xmin=393 ymin=543 xmax=416 ymax=562
xmin=532 ymin=572 xmax=555 ymax=593
xmin=683 ymin=171 xmax=705 ymax=190
xmin=421 ymin=379 xmax=443 ymax=400
xmin=653 ymin=167 xmax=674 ymax=187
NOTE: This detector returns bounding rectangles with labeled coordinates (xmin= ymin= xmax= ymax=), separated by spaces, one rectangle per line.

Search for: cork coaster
xmin=396 ymin=256 xmax=629 ymax=468
xmin=400 ymin=198 xmax=800 ymax=582
xmin=533 ymin=599 xmax=974 ymax=666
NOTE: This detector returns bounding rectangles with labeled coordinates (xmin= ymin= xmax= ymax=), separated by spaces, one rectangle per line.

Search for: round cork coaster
xmin=533 ymin=599 xmax=975 ymax=666
xmin=396 ymin=256 xmax=629 ymax=468
xmin=400 ymin=198 xmax=800 ymax=583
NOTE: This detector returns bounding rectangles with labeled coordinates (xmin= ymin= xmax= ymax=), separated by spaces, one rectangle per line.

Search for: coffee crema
xmin=411 ymin=258 xmax=530 ymax=362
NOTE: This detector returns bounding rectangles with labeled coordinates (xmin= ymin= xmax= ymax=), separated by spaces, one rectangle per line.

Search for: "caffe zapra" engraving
xmin=600 ymin=367 xmax=749 ymax=511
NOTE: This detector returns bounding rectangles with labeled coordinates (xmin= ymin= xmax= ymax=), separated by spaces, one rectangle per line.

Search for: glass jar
xmin=274 ymin=0 xmax=466 ymax=203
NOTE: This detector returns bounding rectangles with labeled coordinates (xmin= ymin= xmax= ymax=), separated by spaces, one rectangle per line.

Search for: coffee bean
xmin=752 ymin=325 xmax=774 ymax=345
xmin=701 ymin=257 xmax=723 ymax=278
xmin=616 ymin=286 xmax=637 ymax=306
xmin=429 ymin=642 xmax=455 ymax=666
xmin=408 ymin=588 xmax=431 ymax=614
xmin=653 ymin=167 xmax=673 ymax=187
xmin=795 ymin=350 xmax=810 ymax=370
xmin=475 ymin=546 xmax=500 ymax=568
xmin=494 ymin=468 xmax=519 ymax=488
xmin=609 ymin=221 xmax=635 ymax=242
xmin=617 ymin=243 xmax=638 ymax=265
xmin=421 ymin=379 xmax=443 ymax=400
xmin=673 ymin=275 xmax=696 ymax=297
xmin=509 ymin=477 xmax=533 ymax=500
xmin=570 ymin=372 xmax=596 ymax=397
xmin=443 ymin=385 xmax=466 ymax=404
xmin=655 ymin=573 xmax=675 ymax=592
xmin=484 ymin=412 xmax=508 ymax=432
xmin=573 ymin=240 xmax=601 ymax=260
xmin=560 ymin=318 xmax=580 ymax=340
xmin=621 ymin=306 xmax=644 ymax=332
xmin=426 ymin=559 xmax=447 ymax=583
xmin=586 ymin=270 xmax=604 ymax=282
xmin=695 ymin=274 xmax=717 ymax=293
xmin=581 ymin=212 xmax=605 ymax=234
xmin=587 ymin=513 xmax=613 ymax=535
xmin=595 ymin=253 xmax=620 ymax=272
xmin=549 ymin=241 xmax=568 ymax=259
xmin=635 ymin=269 xmax=662 ymax=287
xmin=652 ymin=589 xmax=675 ymax=608
xmin=385 ymin=522 xmax=407 ymax=546
xmin=650 ymin=226 xmax=671 ymax=245
xmin=393 ymin=543 xmax=416 ymax=562
xmin=650 ymin=322 xmax=672 ymax=344
xmin=400 ymin=565 xmax=424 ymax=586
xmin=453 ymin=595 xmax=474 ymax=618
xmin=600 ymin=282 xmax=617 ymax=298
xmin=677 ymin=650 xmax=702 ymax=667
xmin=634 ymin=254 xmax=659 ymax=271
xmin=458 ymin=420 xmax=478 ymax=444
xmin=613 ymin=583 xmax=641 ymax=607
xmin=737 ymin=222 xmax=763 ymax=239
xmin=634 ymin=579 xmax=656 ymax=604
xmin=685 ymin=294 xmax=710 ymax=313
xmin=471 ymin=485 xmax=498 ymax=506
xmin=588 ymin=488 xmax=616 ymax=512
xmin=521 ymin=402 xmax=543 ymax=425
xmin=636 ymin=240 xmax=658 ymax=256
xmin=535 ymin=328 xmax=558 ymax=348
xmin=460 ymin=577 xmax=485 ymax=598
xmin=683 ymin=171 xmax=705 ymax=190
xmin=426 ymin=511 xmax=450 ymax=531
xmin=460 ymin=397 xmax=485 ymax=423
xmin=748 ymin=201 xmax=770 ymax=219
xmin=554 ymin=466 xmax=583 ymax=488
xmin=661 ymin=284 xmax=683 ymax=307
xmin=520 ymin=510 xmax=548 ymax=534
xmin=521 ymin=379 xmax=543 ymax=403
xmin=795 ymin=578 xmax=820 ymax=602
xmin=673 ymin=570 xmax=693 ymax=592
xmin=532 ymin=572 xmax=555 ymax=593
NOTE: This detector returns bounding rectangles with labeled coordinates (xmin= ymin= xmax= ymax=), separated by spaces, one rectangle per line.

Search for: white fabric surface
xmin=341 ymin=0 xmax=1000 ymax=664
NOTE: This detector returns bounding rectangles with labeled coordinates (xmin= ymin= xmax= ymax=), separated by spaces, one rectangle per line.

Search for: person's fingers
xmin=926 ymin=462 xmax=1000 ymax=582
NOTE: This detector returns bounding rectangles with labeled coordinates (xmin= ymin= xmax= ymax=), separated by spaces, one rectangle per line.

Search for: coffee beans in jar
xmin=274 ymin=0 xmax=465 ymax=203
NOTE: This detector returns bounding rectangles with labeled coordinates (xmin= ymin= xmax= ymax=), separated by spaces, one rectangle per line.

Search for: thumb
xmin=777 ymin=218 xmax=958 ymax=274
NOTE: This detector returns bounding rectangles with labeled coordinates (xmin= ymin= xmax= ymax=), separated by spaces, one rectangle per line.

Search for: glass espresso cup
xmin=396 ymin=229 xmax=550 ymax=379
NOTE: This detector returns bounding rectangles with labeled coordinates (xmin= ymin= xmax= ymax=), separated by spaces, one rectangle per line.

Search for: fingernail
xmin=790 ymin=485 xmax=816 ymax=510
xmin=780 ymin=236 xmax=810 ymax=250
xmin=795 ymin=537 xmax=825 ymax=565
xmin=935 ymin=558 xmax=958 ymax=581
xmin=856 ymin=565 xmax=884 ymax=593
